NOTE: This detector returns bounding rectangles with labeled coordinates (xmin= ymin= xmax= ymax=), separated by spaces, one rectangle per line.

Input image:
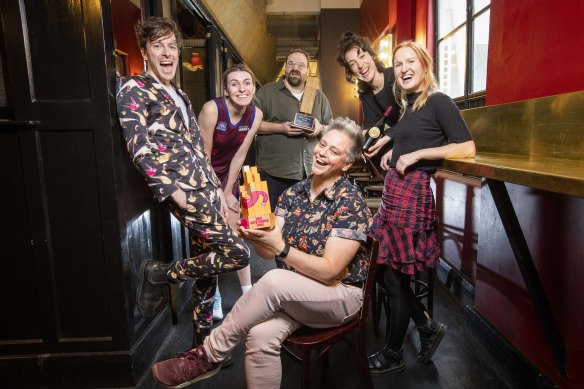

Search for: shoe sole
xmin=212 ymin=295 xmax=224 ymax=321
xmin=153 ymin=365 xmax=221 ymax=389
xmin=418 ymin=324 xmax=447 ymax=364
xmin=369 ymin=363 xmax=406 ymax=375
xmin=212 ymin=313 xmax=224 ymax=321
xmin=368 ymin=351 xmax=406 ymax=375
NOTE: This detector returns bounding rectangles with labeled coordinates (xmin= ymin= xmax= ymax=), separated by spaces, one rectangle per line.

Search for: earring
xmin=143 ymin=59 xmax=148 ymax=72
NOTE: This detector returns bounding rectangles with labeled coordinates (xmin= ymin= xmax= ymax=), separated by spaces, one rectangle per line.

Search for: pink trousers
xmin=203 ymin=268 xmax=363 ymax=389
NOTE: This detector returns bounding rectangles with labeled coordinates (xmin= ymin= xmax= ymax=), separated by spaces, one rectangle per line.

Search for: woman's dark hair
xmin=336 ymin=32 xmax=385 ymax=83
xmin=134 ymin=17 xmax=183 ymax=51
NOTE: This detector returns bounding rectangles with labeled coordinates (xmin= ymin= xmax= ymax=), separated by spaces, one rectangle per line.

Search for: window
xmin=436 ymin=0 xmax=490 ymax=108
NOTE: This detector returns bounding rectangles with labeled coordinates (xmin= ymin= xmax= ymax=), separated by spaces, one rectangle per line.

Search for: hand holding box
xmin=239 ymin=166 xmax=276 ymax=229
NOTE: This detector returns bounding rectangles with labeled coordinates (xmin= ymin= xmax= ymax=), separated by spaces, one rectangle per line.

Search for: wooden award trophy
xmin=239 ymin=166 xmax=276 ymax=229
xmin=292 ymin=77 xmax=319 ymax=133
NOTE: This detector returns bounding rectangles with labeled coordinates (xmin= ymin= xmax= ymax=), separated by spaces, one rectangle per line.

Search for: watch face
xmin=292 ymin=113 xmax=315 ymax=130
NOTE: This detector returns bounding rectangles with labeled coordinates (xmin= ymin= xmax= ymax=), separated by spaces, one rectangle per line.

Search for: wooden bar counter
xmin=444 ymin=89 xmax=584 ymax=198
xmin=438 ymin=90 xmax=584 ymax=382
xmin=443 ymin=153 xmax=584 ymax=199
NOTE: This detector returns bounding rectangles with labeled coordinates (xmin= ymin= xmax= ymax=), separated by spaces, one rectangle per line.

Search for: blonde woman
xmin=366 ymin=40 xmax=476 ymax=373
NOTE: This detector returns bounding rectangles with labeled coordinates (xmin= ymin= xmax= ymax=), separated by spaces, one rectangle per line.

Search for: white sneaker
xmin=212 ymin=292 xmax=224 ymax=321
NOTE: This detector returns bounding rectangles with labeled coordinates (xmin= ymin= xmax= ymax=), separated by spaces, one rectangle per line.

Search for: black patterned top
xmin=274 ymin=176 xmax=373 ymax=284
xmin=116 ymin=72 xmax=220 ymax=202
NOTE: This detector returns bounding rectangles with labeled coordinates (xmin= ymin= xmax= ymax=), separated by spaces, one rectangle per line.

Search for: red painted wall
xmin=360 ymin=0 xmax=431 ymax=48
xmin=360 ymin=0 xmax=389 ymax=41
xmin=486 ymin=0 xmax=584 ymax=105
xmin=476 ymin=186 xmax=584 ymax=388
xmin=358 ymin=0 xmax=584 ymax=386
xmin=395 ymin=0 xmax=415 ymax=42
xmin=111 ymin=0 xmax=142 ymax=76
xmin=361 ymin=0 xmax=584 ymax=104
xmin=479 ymin=2 xmax=584 ymax=386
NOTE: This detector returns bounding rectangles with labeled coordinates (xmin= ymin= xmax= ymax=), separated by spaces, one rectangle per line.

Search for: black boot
xmin=367 ymin=347 xmax=405 ymax=374
xmin=418 ymin=318 xmax=447 ymax=364
xmin=192 ymin=326 xmax=234 ymax=368
xmin=136 ymin=259 xmax=171 ymax=318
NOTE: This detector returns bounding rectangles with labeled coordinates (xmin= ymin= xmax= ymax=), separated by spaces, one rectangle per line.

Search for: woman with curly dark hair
xmin=336 ymin=31 xmax=401 ymax=159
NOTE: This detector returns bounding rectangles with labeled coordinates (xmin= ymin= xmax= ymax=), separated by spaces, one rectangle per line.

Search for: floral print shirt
xmin=275 ymin=176 xmax=373 ymax=284
xmin=116 ymin=72 xmax=220 ymax=202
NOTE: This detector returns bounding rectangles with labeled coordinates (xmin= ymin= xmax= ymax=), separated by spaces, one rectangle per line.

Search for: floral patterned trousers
xmin=165 ymin=185 xmax=250 ymax=330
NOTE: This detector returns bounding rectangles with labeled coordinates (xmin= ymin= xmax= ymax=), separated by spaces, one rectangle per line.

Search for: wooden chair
xmin=282 ymin=237 xmax=379 ymax=389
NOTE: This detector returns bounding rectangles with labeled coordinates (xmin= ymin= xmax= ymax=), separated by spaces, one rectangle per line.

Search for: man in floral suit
xmin=116 ymin=17 xmax=249 ymax=347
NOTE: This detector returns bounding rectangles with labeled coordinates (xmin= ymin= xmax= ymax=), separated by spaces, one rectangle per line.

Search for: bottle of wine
xmin=362 ymin=106 xmax=393 ymax=151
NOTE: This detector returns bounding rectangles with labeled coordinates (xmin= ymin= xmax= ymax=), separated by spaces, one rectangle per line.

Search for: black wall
xmin=0 ymin=0 xmax=191 ymax=386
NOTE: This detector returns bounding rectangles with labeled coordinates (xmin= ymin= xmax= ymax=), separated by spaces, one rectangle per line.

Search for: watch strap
xmin=276 ymin=243 xmax=290 ymax=260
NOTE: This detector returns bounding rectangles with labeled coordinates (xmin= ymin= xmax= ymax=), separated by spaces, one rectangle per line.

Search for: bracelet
xmin=275 ymin=243 xmax=290 ymax=260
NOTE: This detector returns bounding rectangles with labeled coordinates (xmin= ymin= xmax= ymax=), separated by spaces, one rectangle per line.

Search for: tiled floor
xmin=139 ymin=253 xmax=525 ymax=389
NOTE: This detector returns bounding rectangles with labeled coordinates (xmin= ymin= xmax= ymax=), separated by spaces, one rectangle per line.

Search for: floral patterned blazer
xmin=117 ymin=72 xmax=220 ymax=202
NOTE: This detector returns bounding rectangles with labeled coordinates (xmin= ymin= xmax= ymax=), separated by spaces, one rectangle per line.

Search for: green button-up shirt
xmin=254 ymin=78 xmax=333 ymax=180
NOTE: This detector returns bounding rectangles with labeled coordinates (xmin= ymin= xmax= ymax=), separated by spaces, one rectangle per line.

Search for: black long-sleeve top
xmin=358 ymin=67 xmax=401 ymax=130
xmin=390 ymin=91 xmax=473 ymax=173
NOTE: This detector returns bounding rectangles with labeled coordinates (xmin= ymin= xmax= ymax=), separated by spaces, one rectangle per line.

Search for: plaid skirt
xmin=369 ymin=168 xmax=439 ymax=275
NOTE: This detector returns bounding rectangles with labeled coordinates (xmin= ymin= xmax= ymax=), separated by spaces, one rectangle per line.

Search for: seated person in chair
xmin=151 ymin=117 xmax=373 ymax=389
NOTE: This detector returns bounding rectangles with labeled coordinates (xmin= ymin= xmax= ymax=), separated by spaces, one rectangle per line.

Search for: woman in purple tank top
xmin=199 ymin=64 xmax=263 ymax=320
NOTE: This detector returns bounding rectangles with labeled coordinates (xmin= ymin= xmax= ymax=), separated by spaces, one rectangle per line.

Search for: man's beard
xmin=286 ymin=71 xmax=304 ymax=87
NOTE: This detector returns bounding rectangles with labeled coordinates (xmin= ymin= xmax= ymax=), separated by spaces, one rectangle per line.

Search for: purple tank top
xmin=210 ymin=97 xmax=256 ymax=196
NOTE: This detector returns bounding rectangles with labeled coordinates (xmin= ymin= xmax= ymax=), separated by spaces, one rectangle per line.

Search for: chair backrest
xmin=357 ymin=236 xmax=379 ymax=332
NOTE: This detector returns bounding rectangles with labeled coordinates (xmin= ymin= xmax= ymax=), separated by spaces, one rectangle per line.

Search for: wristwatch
xmin=275 ymin=243 xmax=290 ymax=261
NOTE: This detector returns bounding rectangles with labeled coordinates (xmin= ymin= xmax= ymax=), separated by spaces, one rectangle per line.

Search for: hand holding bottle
xmin=364 ymin=135 xmax=391 ymax=159
xmin=362 ymin=106 xmax=393 ymax=152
